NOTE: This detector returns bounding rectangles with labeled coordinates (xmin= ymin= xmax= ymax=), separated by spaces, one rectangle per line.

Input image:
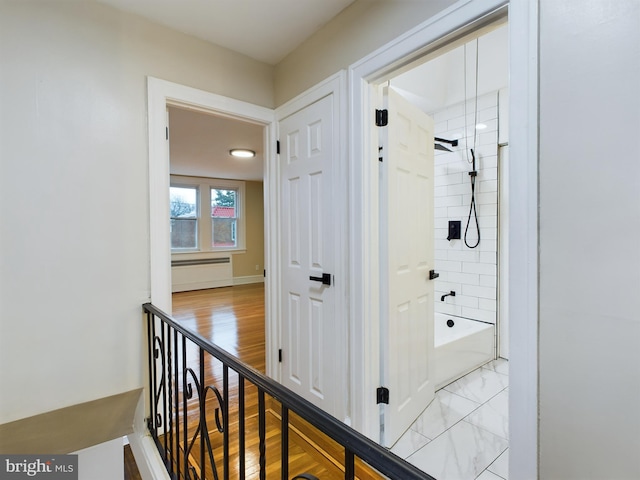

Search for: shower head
xmin=434 ymin=137 xmax=458 ymax=152
xmin=435 ymin=143 xmax=452 ymax=152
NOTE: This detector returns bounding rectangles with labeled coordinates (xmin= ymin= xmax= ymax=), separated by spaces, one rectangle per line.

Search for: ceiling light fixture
xmin=229 ymin=149 xmax=255 ymax=158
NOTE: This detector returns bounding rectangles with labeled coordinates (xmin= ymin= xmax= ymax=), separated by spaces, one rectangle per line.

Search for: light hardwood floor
xmin=127 ymin=284 xmax=382 ymax=480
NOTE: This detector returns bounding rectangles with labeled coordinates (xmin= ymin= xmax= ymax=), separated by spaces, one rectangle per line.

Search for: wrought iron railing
xmin=143 ymin=302 xmax=435 ymax=480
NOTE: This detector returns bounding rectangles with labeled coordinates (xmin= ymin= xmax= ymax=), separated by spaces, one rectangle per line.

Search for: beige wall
xmin=274 ymin=0 xmax=457 ymax=105
xmin=0 ymin=1 xmax=272 ymax=423
xmin=233 ymin=181 xmax=264 ymax=278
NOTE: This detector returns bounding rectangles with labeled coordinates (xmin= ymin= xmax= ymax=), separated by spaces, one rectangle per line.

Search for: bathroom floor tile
xmin=465 ymin=389 xmax=509 ymax=440
xmin=407 ymin=420 xmax=508 ymax=480
xmin=476 ymin=470 xmax=504 ymax=480
xmin=488 ymin=448 xmax=508 ymax=479
xmin=391 ymin=429 xmax=431 ymax=459
xmin=482 ymin=358 xmax=509 ymax=376
xmin=410 ymin=389 xmax=480 ymax=440
xmin=444 ymin=367 xmax=509 ymax=404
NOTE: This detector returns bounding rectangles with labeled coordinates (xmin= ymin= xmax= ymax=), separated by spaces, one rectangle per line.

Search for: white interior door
xmin=380 ymin=86 xmax=436 ymax=447
xmin=278 ymin=93 xmax=337 ymax=415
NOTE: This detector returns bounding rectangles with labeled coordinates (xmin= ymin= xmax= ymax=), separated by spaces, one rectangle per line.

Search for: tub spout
xmin=441 ymin=291 xmax=456 ymax=302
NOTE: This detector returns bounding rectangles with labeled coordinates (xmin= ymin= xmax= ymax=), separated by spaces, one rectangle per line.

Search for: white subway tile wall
xmin=432 ymin=92 xmax=499 ymax=324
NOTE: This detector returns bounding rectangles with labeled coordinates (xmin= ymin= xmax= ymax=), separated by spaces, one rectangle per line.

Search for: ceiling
xmin=98 ymin=1 xmax=506 ymax=183
xmin=168 ymin=106 xmax=265 ymax=181
xmin=95 ymin=0 xmax=355 ymax=65
xmin=94 ymin=0 xmax=355 ymax=182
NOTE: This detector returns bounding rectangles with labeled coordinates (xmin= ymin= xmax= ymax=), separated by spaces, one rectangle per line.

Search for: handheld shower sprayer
xmin=470 ymin=148 xmax=477 ymax=174
xmin=464 ymin=148 xmax=481 ymax=249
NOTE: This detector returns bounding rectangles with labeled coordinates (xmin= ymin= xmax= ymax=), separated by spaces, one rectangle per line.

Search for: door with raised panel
xmin=278 ymin=92 xmax=337 ymax=415
xmin=380 ymin=86 xmax=436 ymax=447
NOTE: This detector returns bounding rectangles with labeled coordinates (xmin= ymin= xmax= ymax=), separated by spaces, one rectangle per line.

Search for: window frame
xmin=210 ymin=186 xmax=239 ymax=249
xmin=170 ymin=175 xmax=246 ymax=256
xmin=169 ymin=183 xmax=199 ymax=252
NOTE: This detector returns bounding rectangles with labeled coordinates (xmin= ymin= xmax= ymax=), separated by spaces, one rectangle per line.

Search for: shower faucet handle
xmin=429 ymin=270 xmax=439 ymax=280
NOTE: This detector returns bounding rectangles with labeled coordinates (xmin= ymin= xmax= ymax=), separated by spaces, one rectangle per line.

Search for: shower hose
xmin=464 ymin=148 xmax=481 ymax=249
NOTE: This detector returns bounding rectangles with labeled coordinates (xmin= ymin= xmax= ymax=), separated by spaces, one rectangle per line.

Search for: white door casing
xmin=380 ymin=87 xmax=436 ymax=447
xmin=276 ymin=74 xmax=346 ymax=418
xmin=146 ymin=77 xmax=276 ymax=480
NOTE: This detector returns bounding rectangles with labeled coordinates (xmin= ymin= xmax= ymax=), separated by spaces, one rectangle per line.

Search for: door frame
xmin=348 ymin=1 xmax=538 ymax=479
xmin=146 ymin=77 xmax=278 ymax=370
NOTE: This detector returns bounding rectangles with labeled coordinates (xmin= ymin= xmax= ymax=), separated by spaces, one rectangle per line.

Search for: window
xmin=170 ymin=176 xmax=245 ymax=253
xmin=170 ymin=186 xmax=198 ymax=250
xmin=211 ymin=188 xmax=238 ymax=248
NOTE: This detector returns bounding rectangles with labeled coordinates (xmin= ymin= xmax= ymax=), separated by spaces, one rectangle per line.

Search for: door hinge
xmin=375 ymin=109 xmax=388 ymax=127
xmin=166 ymin=126 xmax=169 ymax=140
xmin=376 ymin=387 xmax=389 ymax=404
xmin=378 ymin=146 xmax=383 ymax=162
xmin=277 ymin=140 xmax=280 ymax=154
xmin=278 ymin=349 xmax=283 ymax=363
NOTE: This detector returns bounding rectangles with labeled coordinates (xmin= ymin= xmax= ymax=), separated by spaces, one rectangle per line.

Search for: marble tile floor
xmin=391 ymin=358 xmax=509 ymax=480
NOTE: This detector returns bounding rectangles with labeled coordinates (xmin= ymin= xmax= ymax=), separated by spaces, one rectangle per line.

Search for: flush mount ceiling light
xmin=229 ymin=149 xmax=255 ymax=158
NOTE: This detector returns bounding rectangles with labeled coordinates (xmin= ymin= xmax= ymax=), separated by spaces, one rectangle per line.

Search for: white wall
xmin=538 ymin=1 xmax=640 ymax=478
xmin=0 ymin=1 xmax=273 ymax=425
xmin=431 ymin=92 xmax=499 ymax=325
xmin=73 ymin=439 xmax=124 ymax=480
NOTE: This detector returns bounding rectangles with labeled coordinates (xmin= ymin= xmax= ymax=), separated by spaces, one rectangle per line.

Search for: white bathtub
xmin=434 ymin=313 xmax=495 ymax=389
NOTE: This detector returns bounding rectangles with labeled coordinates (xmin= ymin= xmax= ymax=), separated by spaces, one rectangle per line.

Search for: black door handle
xmin=309 ymin=273 xmax=331 ymax=286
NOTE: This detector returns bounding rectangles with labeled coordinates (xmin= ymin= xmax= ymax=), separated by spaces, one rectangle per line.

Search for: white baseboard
xmin=233 ymin=275 xmax=265 ymax=285
xmin=170 ymin=275 xmax=263 ymax=293
xmin=171 ymin=278 xmax=233 ymax=292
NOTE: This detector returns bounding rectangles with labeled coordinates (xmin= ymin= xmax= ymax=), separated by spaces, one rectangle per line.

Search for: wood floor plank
xmin=124 ymin=445 xmax=142 ymax=480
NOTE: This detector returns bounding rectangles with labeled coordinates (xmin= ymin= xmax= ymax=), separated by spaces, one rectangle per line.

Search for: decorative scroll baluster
xmin=174 ymin=329 xmax=181 ymax=480
xmin=161 ymin=323 xmax=168 ymax=461
xmin=153 ymin=337 xmax=165 ymax=447
xmin=167 ymin=324 xmax=173 ymax=472
xmin=175 ymin=349 xmax=226 ymax=480
xmin=182 ymin=335 xmax=189 ymax=478
xmin=143 ymin=303 xmax=435 ymax=480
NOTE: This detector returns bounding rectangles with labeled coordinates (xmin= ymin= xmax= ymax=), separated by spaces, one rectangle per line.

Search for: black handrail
xmin=143 ymin=302 xmax=436 ymax=480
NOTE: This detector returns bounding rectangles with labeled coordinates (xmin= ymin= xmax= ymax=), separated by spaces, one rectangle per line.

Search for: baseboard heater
xmin=171 ymin=257 xmax=230 ymax=267
xmin=171 ymin=256 xmax=233 ymax=292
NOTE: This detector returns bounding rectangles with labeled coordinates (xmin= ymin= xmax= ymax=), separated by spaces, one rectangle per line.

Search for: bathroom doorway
xmin=348 ymin=2 xmax=539 ymax=478
xmin=375 ymin=17 xmax=510 ymax=449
